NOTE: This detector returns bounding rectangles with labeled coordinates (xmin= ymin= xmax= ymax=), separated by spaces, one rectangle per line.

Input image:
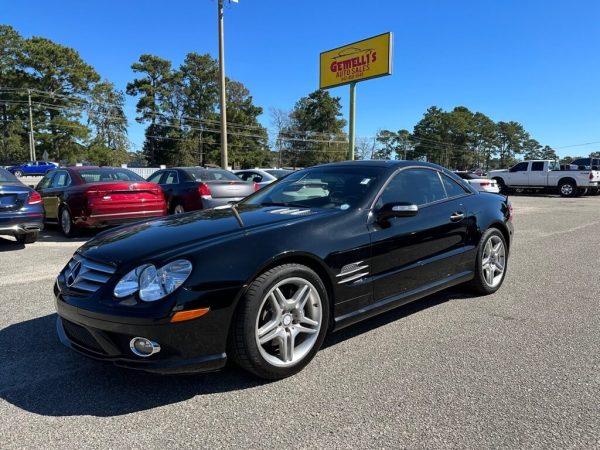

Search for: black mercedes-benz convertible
xmin=55 ymin=160 xmax=513 ymax=379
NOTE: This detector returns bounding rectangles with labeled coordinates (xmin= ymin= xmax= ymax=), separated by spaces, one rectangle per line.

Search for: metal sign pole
xmin=218 ymin=0 xmax=228 ymax=169
xmin=349 ymin=82 xmax=356 ymax=160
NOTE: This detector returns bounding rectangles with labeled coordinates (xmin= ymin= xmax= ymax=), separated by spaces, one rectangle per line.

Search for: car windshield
xmin=185 ymin=168 xmax=240 ymax=182
xmin=241 ymin=166 xmax=385 ymax=210
xmin=78 ymin=169 xmax=145 ymax=183
xmin=265 ymin=169 xmax=293 ymax=179
xmin=0 ymin=168 xmax=19 ymax=182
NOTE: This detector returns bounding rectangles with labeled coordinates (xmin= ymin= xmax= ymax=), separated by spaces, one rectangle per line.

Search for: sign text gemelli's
xmin=329 ymin=49 xmax=377 ymax=83
xmin=319 ymin=33 xmax=392 ymax=90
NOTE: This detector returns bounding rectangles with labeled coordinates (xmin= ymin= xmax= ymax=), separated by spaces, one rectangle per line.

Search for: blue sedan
xmin=0 ymin=168 xmax=44 ymax=244
xmin=8 ymin=161 xmax=57 ymax=177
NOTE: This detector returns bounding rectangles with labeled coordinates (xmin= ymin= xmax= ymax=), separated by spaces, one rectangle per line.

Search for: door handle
xmin=450 ymin=212 xmax=464 ymax=222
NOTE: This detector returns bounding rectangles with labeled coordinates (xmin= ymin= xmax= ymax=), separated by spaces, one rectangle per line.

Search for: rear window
xmin=265 ymin=169 xmax=292 ymax=179
xmin=0 ymin=168 xmax=18 ymax=182
xmin=78 ymin=169 xmax=145 ymax=183
xmin=184 ymin=168 xmax=240 ymax=182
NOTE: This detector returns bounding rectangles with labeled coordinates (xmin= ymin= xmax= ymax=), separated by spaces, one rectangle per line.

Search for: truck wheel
xmin=559 ymin=181 xmax=576 ymax=197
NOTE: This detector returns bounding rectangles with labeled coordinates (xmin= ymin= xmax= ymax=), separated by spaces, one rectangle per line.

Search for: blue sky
xmin=3 ymin=0 xmax=599 ymax=157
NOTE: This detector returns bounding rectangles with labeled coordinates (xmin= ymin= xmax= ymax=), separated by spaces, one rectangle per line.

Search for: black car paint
xmin=55 ymin=161 xmax=513 ymax=374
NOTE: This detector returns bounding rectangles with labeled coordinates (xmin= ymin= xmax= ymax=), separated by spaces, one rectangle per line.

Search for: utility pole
xmin=218 ymin=0 xmax=228 ymax=169
xmin=27 ymin=89 xmax=36 ymax=161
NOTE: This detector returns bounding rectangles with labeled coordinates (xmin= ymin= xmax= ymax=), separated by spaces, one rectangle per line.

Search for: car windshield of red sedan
xmin=78 ymin=169 xmax=145 ymax=183
xmin=185 ymin=168 xmax=241 ymax=182
xmin=241 ymin=166 xmax=384 ymax=210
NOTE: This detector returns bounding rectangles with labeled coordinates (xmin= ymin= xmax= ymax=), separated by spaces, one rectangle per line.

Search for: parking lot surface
xmin=0 ymin=195 xmax=598 ymax=449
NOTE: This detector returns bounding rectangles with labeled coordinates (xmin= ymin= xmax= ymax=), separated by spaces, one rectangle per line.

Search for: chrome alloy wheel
xmin=560 ymin=183 xmax=574 ymax=196
xmin=482 ymin=235 xmax=506 ymax=288
xmin=173 ymin=204 xmax=185 ymax=214
xmin=255 ymin=277 xmax=322 ymax=367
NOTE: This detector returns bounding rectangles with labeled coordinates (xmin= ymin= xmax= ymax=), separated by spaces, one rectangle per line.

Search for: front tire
xmin=468 ymin=228 xmax=508 ymax=295
xmin=229 ymin=264 xmax=330 ymax=379
xmin=13 ymin=169 xmax=23 ymax=177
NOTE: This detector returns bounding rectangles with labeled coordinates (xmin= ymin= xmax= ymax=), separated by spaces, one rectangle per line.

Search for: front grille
xmin=64 ymin=254 xmax=116 ymax=293
xmin=62 ymin=319 xmax=105 ymax=354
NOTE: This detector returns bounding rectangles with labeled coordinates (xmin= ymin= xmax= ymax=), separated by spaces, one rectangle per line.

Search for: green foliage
xmin=0 ymin=24 xmax=128 ymax=165
xmin=408 ymin=106 xmax=548 ymax=169
xmin=127 ymin=52 xmax=268 ymax=168
xmin=279 ymin=89 xmax=347 ymax=167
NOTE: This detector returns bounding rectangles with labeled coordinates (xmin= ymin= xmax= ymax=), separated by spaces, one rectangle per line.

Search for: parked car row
xmin=0 ymin=165 xmax=270 ymax=243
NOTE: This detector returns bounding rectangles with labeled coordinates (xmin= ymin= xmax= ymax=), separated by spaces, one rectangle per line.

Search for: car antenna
xmin=230 ymin=202 xmax=245 ymax=228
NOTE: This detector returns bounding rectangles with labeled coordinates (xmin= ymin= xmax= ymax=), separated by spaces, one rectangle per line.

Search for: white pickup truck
xmin=489 ymin=160 xmax=600 ymax=197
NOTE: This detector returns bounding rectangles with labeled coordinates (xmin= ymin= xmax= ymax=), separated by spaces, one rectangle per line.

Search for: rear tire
xmin=16 ymin=232 xmax=38 ymax=244
xmin=467 ymin=228 xmax=508 ymax=295
xmin=558 ymin=180 xmax=577 ymax=197
xmin=229 ymin=264 xmax=329 ymax=380
xmin=172 ymin=203 xmax=185 ymax=215
xmin=59 ymin=207 xmax=78 ymax=238
xmin=495 ymin=178 xmax=508 ymax=195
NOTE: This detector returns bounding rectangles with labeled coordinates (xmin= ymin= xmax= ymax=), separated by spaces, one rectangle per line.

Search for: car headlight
xmin=113 ymin=260 xmax=193 ymax=302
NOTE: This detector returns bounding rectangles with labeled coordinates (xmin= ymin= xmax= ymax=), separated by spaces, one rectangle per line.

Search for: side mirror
xmin=376 ymin=202 xmax=418 ymax=223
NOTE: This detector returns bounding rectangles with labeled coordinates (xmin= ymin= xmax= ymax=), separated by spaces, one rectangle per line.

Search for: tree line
xmin=1 ymin=25 xmax=591 ymax=169
xmin=368 ymin=106 xmax=566 ymax=170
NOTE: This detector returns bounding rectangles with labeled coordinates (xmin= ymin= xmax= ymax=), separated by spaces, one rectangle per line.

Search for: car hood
xmin=77 ymin=205 xmax=338 ymax=266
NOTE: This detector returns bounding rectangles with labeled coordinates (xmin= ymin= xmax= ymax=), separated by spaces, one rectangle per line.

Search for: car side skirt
xmin=332 ymin=270 xmax=474 ymax=331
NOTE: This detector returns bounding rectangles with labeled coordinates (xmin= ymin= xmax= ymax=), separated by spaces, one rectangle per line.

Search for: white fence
xmin=122 ymin=166 xmax=163 ymax=179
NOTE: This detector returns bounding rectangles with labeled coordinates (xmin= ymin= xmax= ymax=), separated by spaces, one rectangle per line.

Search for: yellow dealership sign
xmin=319 ymin=32 xmax=393 ymax=89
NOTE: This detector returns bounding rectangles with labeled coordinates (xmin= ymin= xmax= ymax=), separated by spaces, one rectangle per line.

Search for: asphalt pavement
xmin=0 ymin=195 xmax=598 ymax=449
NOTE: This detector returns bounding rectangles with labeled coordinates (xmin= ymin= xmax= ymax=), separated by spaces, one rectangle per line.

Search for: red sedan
xmin=36 ymin=166 xmax=166 ymax=237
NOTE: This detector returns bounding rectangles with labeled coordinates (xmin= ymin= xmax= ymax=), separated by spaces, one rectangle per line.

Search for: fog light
xmin=129 ymin=337 xmax=161 ymax=357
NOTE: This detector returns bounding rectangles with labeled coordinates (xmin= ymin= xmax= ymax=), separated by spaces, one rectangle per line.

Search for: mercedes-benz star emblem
xmin=66 ymin=261 xmax=82 ymax=287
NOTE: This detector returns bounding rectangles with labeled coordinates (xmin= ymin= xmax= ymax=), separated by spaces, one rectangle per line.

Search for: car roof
xmin=315 ymin=160 xmax=444 ymax=170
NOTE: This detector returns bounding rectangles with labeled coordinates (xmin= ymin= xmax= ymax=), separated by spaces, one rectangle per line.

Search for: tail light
xmin=508 ymin=202 xmax=514 ymax=221
xmin=479 ymin=182 xmax=491 ymax=187
xmin=27 ymin=191 xmax=42 ymax=204
xmin=86 ymin=190 xmax=109 ymax=199
xmin=590 ymin=172 xmax=594 ymax=180
xmin=198 ymin=183 xmax=212 ymax=197
xmin=253 ymin=182 xmax=260 ymax=192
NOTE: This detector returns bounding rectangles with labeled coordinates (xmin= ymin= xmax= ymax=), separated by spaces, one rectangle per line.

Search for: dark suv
xmin=571 ymin=158 xmax=600 ymax=170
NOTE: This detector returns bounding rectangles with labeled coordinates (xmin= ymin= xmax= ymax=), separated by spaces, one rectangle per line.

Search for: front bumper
xmin=56 ymin=316 xmax=226 ymax=374
xmin=55 ymin=289 xmax=230 ymax=375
